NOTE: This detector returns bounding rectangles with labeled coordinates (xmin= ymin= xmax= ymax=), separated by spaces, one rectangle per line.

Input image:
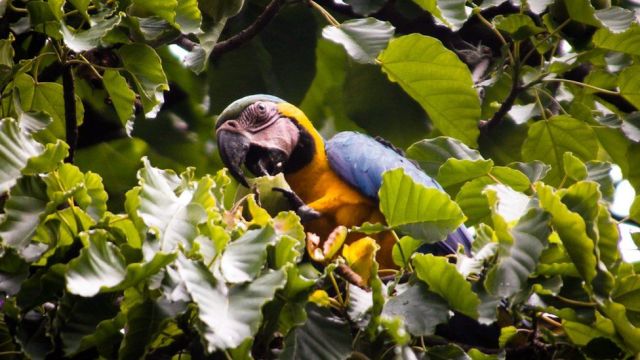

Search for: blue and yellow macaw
xmin=215 ymin=94 xmax=471 ymax=268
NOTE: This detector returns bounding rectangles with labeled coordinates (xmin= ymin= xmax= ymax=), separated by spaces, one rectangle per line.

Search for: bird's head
xmin=215 ymin=95 xmax=321 ymax=187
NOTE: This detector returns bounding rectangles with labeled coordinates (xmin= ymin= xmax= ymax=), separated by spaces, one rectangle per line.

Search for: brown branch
xmin=210 ymin=0 xmax=284 ymax=59
xmin=480 ymin=67 xmax=520 ymax=131
xmin=62 ymin=63 xmax=78 ymax=163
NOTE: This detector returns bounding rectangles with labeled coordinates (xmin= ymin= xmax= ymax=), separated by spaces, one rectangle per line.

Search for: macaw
xmin=215 ymin=94 xmax=472 ymax=268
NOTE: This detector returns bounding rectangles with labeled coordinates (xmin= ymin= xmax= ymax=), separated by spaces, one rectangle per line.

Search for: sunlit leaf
xmin=221 ymin=226 xmax=277 ymax=283
xmin=176 ymin=255 xmax=286 ymax=352
xmin=522 ymin=115 xmax=598 ymax=185
xmin=102 ymin=69 xmax=135 ymax=133
xmin=0 ymin=176 xmax=48 ymax=252
xmin=322 ymin=18 xmax=394 ymax=64
xmin=413 ymin=253 xmax=480 ymax=318
xmin=0 ymin=118 xmax=45 ymax=193
xmin=60 ymin=13 xmax=122 ymax=52
xmin=118 ymin=44 xmax=169 ymax=118
xmin=379 ymin=35 xmax=480 ymax=146
xmin=593 ymin=25 xmax=640 ymax=56
xmin=380 ymin=168 xmax=465 ymax=242
xmin=342 ymin=236 xmax=378 ymax=285
xmin=412 ymin=0 xmax=470 ymax=30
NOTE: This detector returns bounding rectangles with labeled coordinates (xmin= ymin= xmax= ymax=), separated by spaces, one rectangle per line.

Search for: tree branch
xmin=210 ymin=0 xmax=283 ymax=59
xmin=480 ymin=67 xmax=520 ymax=131
xmin=62 ymin=64 xmax=78 ymax=163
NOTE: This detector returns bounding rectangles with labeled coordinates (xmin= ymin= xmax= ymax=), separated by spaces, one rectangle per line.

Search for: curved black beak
xmin=217 ymin=130 xmax=251 ymax=187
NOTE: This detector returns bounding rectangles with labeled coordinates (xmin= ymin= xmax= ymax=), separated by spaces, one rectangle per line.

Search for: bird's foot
xmin=272 ymin=187 xmax=321 ymax=222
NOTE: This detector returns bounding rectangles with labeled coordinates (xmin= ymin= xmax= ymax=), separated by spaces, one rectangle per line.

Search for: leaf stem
xmin=542 ymin=78 xmax=620 ymax=96
xmin=328 ymin=270 xmax=345 ymax=306
xmin=473 ymin=8 xmax=515 ymax=66
xmin=309 ymin=0 xmax=340 ymax=27
xmin=555 ymin=295 xmax=597 ymax=307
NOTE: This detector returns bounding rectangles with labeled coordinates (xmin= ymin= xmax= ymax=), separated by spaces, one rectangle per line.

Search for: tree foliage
xmin=1 ymin=0 xmax=640 ymax=358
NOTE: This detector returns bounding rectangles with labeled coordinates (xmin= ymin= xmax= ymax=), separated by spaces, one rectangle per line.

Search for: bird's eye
xmin=257 ymin=103 xmax=266 ymax=112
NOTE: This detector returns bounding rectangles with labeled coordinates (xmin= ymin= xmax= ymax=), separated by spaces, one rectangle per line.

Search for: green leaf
xmin=407 ymin=137 xmax=483 ymax=177
xmin=0 ymin=118 xmax=45 ymax=193
xmin=413 ymin=253 xmax=480 ymax=318
xmin=493 ymin=14 xmax=544 ymax=40
xmin=175 ymin=255 xmax=286 ymax=352
xmin=601 ymin=301 xmax=640 ymax=353
xmin=380 ymin=168 xmax=465 ymax=242
xmin=594 ymin=7 xmax=636 ymax=33
xmin=102 ymin=69 xmax=135 ymax=132
xmin=118 ymin=44 xmax=169 ymax=118
xmin=65 ymin=230 xmax=127 ymax=297
xmin=412 ymin=0 xmax=469 ymax=30
xmin=563 ymin=320 xmax=613 ymax=346
xmin=593 ymin=25 xmax=640 ymax=56
xmin=322 ymin=18 xmax=394 ymax=64
xmin=485 ymin=208 xmax=551 ymax=298
xmin=176 ymin=0 xmax=202 ymax=34
xmin=427 ymin=344 xmax=471 ymax=360
xmin=455 ymin=176 xmax=494 ymax=226
xmin=131 ymin=0 xmax=178 ymax=24
xmin=522 ymin=115 xmax=598 ymax=185
xmin=220 ymin=226 xmax=278 ymax=283
xmin=22 ymin=140 xmax=69 ymax=175
xmin=563 ymin=152 xmax=588 ymax=181
xmin=379 ymin=35 xmax=480 ymax=146
xmin=392 ymin=235 xmax=422 ymax=268
xmin=631 ymin=196 xmax=640 ymax=223
xmin=382 ymin=282 xmax=450 ymax=335
xmin=0 ymin=176 xmax=48 ymax=253
xmin=281 ymin=304 xmax=353 ymax=359
xmin=536 ymin=183 xmax=597 ymax=283
xmin=60 ymin=13 xmax=122 ymax=52
xmin=118 ymin=298 xmax=176 ymax=360
xmin=559 ymin=0 xmax=600 ymax=26
xmin=136 ymin=158 xmax=206 ymax=254
xmin=619 ymin=65 xmax=640 ymax=110
xmin=437 ymin=159 xmax=494 ymax=188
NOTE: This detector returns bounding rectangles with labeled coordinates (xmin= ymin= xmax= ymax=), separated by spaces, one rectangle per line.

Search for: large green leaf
xmin=118 ymin=44 xmax=169 ymax=118
xmin=65 ymin=230 xmax=127 ymax=297
xmin=485 ymin=207 xmax=551 ymax=298
xmin=60 ymin=13 xmax=122 ymax=52
xmin=176 ymin=0 xmax=202 ymax=34
xmin=378 ymin=35 xmax=480 ymax=146
xmin=413 ymin=253 xmax=480 ymax=318
xmin=14 ymin=74 xmax=84 ymax=140
xmin=102 ymin=69 xmax=135 ymax=132
xmin=493 ymin=14 xmax=544 ymax=40
xmin=379 ymin=168 xmax=465 ymax=242
xmin=382 ymin=282 xmax=450 ymax=335
xmin=407 ymin=137 xmax=483 ymax=177
xmin=0 ymin=118 xmax=46 ymax=193
xmin=136 ymin=158 xmax=206 ymax=254
xmin=322 ymin=18 xmax=394 ymax=64
xmin=522 ymin=115 xmax=598 ymax=185
xmin=593 ymin=25 xmax=640 ymax=56
xmin=536 ymin=183 xmax=597 ymax=283
xmin=220 ymin=226 xmax=278 ymax=283
xmin=619 ymin=65 xmax=640 ymax=110
xmin=436 ymin=159 xmax=494 ymax=188
xmin=280 ymin=304 xmax=353 ymax=360
xmin=176 ymin=255 xmax=286 ymax=352
xmin=0 ymin=176 xmax=48 ymax=253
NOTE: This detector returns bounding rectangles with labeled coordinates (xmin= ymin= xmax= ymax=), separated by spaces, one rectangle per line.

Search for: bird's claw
xmin=272 ymin=187 xmax=321 ymax=222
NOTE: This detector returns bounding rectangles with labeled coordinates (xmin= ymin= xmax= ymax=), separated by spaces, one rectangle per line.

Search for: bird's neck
xmin=277 ymin=103 xmax=331 ymax=202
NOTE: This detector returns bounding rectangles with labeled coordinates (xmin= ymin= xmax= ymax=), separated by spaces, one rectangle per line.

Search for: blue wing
xmin=326 ymin=131 xmax=472 ymax=254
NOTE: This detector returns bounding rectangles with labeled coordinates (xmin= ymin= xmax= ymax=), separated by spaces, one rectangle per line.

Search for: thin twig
xmin=209 ymin=0 xmax=284 ymax=59
xmin=309 ymin=0 xmax=340 ymax=26
xmin=473 ymin=8 xmax=515 ymax=66
xmin=62 ymin=63 xmax=78 ymax=163
xmin=542 ymin=78 xmax=620 ymax=95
